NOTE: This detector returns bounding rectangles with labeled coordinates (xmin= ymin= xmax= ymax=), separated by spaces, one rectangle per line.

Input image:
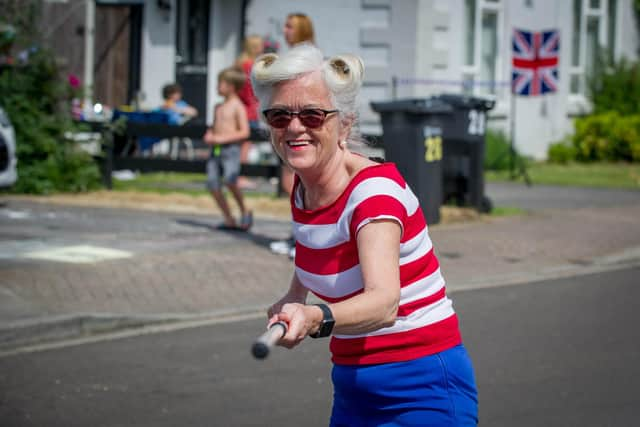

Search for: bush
xmin=0 ymin=49 xmax=101 ymax=194
xmin=547 ymin=137 xmax=577 ymax=164
xmin=588 ymin=56 xmax=640 ymax=115
xmin=573 ymin=113 xmax=640 ymax=162
xmin=484 ymin=129 xmax=528 ymax=171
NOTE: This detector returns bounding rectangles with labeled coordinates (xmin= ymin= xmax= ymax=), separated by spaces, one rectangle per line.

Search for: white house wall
xmin=619 ymin=0 xmax=640 ymax=59
xmin=245 ymin=0 xmax=419 ymax=136
xmin=207 ymin=0 xmax=244 ymax=124
xmin=414 ymin=0 xmax=462 ymax=100
xmin=506 ymin=0 xmax=573 ymax=159
xmin=140 ymin=0 xmax=176 ymax=110
xmin=134 ymin=0 xmax=637 ymax=158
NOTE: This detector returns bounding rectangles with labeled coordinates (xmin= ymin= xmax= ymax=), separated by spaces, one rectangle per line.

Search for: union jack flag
xmin=512 ymin=29 xmax=560 ymax=96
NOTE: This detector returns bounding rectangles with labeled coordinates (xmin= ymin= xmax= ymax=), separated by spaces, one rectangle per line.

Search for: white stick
xmin=251 ymin=321 xmax=288 ymax=359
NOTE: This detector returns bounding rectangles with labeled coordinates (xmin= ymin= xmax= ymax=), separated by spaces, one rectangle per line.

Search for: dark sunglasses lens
xmin=298 ymin=110 xmax=325 ymax=128
xmin=266 ymin=110 xmax=291 ymax=128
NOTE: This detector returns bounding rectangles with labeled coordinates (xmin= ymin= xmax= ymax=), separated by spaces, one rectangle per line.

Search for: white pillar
xmin=83 ymin=0 xmax=95 ymax=109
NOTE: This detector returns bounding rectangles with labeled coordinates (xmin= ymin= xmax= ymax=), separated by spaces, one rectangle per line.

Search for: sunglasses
xmin=262 ymin=108 xmax=339 ymax=129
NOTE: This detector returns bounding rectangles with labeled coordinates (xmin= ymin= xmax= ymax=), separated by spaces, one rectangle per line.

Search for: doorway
xmin=175 ymin=0 xmax=210 ymax=124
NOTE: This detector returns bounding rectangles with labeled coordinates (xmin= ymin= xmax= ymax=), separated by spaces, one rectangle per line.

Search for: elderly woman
xmin=252 ymin=45 xmax=478 ymax=426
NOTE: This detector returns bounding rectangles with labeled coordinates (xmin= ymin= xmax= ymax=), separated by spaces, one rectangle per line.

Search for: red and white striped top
xmin=292 ymin=163 xmax=461 ymax=365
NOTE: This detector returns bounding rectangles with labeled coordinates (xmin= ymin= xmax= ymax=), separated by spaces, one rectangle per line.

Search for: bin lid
xmin=434 ymin=94 xmax=495 ymax=111
xmin=370 ymin=98 xmax=453 ymax=115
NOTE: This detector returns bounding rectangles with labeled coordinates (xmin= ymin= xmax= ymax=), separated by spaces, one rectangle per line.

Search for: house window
xmin=569 ymin=0 xmax=617 ymax=96
xmin=607 ymin=0 xmax=617 ymax=62
xmin=480 ymin=10 xmax=498 ymax=94
xmin=462 ymin=0 xmax=503 ymax=97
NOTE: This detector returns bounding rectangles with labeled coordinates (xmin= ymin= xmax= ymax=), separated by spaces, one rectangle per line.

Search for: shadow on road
xmin=173 ymin=217 xmax=276 ymax=250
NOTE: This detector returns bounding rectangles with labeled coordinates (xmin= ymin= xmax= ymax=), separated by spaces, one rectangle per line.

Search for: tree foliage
xmin=0 ymin=1 xmax=101 ymax=193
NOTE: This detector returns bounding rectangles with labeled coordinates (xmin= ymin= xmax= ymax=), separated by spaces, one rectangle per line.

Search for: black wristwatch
xmin=309 ymin=304 xmax=335 ymax=338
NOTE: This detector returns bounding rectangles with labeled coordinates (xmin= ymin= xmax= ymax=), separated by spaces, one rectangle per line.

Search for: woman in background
xmin=235 ymin=35 xmax=264 ymax=190
xmin=283 ymin=12 xmax=315 ymax=47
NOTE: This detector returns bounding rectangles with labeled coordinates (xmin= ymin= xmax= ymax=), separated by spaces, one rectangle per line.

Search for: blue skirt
xmin=330 ymin=344 xmax=478 ymax=427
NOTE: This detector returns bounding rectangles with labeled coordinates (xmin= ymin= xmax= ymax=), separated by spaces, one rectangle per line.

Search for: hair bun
xmin=256 ymin=53 xmax=278 ymax=68
xmin=327 ymin=54 xmax=364 ymax=85
xmin=330 ymin=58 xmax=350 ymax=76
xmin=252 ymin=53 xmax=280 ymax=83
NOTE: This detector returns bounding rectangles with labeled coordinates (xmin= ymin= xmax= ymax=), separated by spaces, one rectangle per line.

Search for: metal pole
xmin=391 ymin=76 xmax=397 ymax=100
xmin=83 ymin=0 xmax=95 ymax=111
xmin=509 ymin=89 xmax=516 ymax=180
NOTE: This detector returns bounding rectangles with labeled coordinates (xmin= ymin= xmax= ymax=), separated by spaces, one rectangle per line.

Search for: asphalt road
xmin=1 ymin=267 xmax=638 ymax=427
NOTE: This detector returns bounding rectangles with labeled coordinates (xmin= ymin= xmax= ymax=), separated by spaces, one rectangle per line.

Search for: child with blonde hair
xmin=203 ymin=67 xmax=252 ymax=230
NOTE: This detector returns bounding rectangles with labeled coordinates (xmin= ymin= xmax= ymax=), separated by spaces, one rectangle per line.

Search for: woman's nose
xmin=287 ymin=115 xmax=307 ymax=132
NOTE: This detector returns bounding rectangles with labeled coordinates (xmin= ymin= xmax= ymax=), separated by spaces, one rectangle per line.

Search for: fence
xmin=96 ymin=121 xmax=279 ymax=191
xmin=95 ymin=121 xmax=383 ymax=195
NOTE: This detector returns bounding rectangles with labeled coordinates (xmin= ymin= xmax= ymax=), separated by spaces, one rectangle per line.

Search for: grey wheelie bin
xmin=370 ymin=98 xmax=452 ymax=225
xmin=433 ymin=94 xmax=495 ymax=213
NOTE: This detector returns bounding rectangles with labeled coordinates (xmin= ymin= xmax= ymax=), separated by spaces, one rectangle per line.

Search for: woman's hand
xmin=268 ymin=303 xmax=321 ymax=349
xmin=266 ymin=274 xmax=312 ymax=348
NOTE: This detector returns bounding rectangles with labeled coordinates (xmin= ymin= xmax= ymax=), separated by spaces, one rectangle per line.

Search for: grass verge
xmin=486 ymin=162 xmax=640 ymax=190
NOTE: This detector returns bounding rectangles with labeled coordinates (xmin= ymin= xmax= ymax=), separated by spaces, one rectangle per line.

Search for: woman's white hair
xmin=251 ymin=43 xmax=365 ymax=144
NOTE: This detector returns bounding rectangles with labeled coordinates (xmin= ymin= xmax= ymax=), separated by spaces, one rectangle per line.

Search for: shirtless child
xmin=203 ymin=67 xmax=252 ymax=230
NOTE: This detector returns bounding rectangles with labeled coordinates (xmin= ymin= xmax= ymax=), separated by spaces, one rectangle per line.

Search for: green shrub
xmin=484 ymin=129 xmax=528 ymax=171
xmin=588 ymin=56 xmax=640 ymax=115
xmin=0 ymin=49 xmax=101 ymax=194
xmin=547 ymin=137 xmax=577 ymax=164
xmin=573 ymin=113 xmax=640 ymax=162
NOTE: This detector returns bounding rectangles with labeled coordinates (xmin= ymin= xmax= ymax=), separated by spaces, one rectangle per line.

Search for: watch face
xmin=318 ymin=317 xmax=335 ymax=337
xmin=311 ymin=304 xmax=335 ymax=338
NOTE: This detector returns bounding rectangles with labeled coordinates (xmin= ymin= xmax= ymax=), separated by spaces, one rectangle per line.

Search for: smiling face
xmin=266 ymin=72 xmax=349 ymax=176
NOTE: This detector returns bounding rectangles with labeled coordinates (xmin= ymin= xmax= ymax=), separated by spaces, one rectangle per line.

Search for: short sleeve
xmin=349 ymin=194 xmax=407 ymax=238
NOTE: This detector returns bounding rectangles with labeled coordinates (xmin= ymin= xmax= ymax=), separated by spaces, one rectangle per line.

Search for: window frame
xmin=461 ymin=0 xmax=505 ymax=99
xmin=569 ymin=0 xmax=618 ymax=101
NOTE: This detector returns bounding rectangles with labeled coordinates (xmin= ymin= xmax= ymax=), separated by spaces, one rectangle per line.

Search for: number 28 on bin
xmin=424 ymin=136 xmax=443 ymax=163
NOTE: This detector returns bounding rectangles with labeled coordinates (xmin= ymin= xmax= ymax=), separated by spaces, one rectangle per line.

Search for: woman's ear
xmin=339 ymin=113 xmax=354 ymax=143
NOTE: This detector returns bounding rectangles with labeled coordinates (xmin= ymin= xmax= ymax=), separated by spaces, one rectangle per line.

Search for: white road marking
xmin=22 ymin=245 xmax=132 ymax=263
xmin=2 ymin=209 xmax=30 ymax=219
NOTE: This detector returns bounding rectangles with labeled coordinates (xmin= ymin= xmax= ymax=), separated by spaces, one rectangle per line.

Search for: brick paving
xmin=1 ymin=243 xmax=293 ymax=317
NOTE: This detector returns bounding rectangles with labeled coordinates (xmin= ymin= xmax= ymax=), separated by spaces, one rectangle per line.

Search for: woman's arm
xmin=274 ymin=220 xmax=401 ymax=347
xmin=328 ymin=219 xmax=401 ymax=335
xmin=202 ymin=105 xmax=219 ymax=145
xmin=268 ymin=273 xmax=309 ymax=319
xmin=177 ymin=103 xmax=198 ymax=118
